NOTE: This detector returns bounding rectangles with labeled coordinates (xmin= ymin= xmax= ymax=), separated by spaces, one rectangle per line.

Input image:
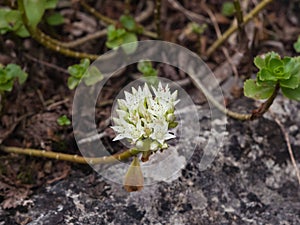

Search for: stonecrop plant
xmin=111 ymin=82 xmax=179 ymax=161
xmin=111 ymin=81 xmax=179 ymax=191
xmin=244 ymin=52 xmax=300 ymax=101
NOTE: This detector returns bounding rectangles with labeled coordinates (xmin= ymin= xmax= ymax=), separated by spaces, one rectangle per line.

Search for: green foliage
xmin=46 ymin=12 xmax=64 ymax=26
xmin=57 ymin=115 xmax=71 ymax=126
xmin=67 ymin=59 xmax=103 ymax=90
xmin=137 ymin=60 xmax=158 ymax=85
xmin=106 ymin=15 xmax=141 ymax=54
xmin=244 ymin=79 xmax=275 ymax=100
xmin=188 ymin=22 xmax=207 ymax=35
xmin=120 ymin=15 xmax=136 ymax=31
xmin=0 ymin=9 xmax=30 ymax=37
xmin=137 ymin=61 xmax=158 ymax=77
xmin=24 ymin=0 xmax=59 ymax=28
xmin=24 ymin=0 xmax=46 ymax=28
xmin=1 ymin=0 xmax=60 ymax=37
xmin=294 ymin=36 xmax=300 ymax=53
xmin=45 ymin=0 xmax=59 ymax=9
xmin=0 ymin=64 xmax=28 ymax=92
xmin=244 ymin=52 xmax=300 ymax=101
xmin=222 ymin=2 xmax=235 ymax=17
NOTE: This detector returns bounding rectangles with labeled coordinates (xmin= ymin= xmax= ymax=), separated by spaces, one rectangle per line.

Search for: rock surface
xmin=1 ymin=97 xmax=300 ymax=225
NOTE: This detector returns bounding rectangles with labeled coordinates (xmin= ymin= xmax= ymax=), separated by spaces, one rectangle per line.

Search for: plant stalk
xmin=0 ymin=145 xmax=140 ymax=165
xmin=186 ymin=72 xmax=279 ymax=121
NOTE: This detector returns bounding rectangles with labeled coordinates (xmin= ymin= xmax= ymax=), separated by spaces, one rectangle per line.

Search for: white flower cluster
xmin=111 ymin=82 xmax=179 ymax=151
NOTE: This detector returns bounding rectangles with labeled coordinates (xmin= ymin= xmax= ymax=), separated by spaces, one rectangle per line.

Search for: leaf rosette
xmin=244 ymin=52 xmax=300 ymax=101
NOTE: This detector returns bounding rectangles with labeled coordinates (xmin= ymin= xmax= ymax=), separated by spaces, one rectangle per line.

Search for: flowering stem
xmin=0 ymin=145 xmax=140 ymax=165
xmin=187 ymin=70 xmax=279 ymax=121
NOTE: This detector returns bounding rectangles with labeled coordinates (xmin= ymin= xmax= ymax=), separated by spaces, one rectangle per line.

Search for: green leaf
xmin=137 ymin=60 xmax=158 ymax=77
xmin=68 ymin=59 xmax=90 ymax=78
xmin=83 ymin=66 xmax=103 ymax=86
xmin=258 ymin=68 xmax=277 ymax=81
xmin=57 ymin=115 xmax=71 ymax=126
xmin=6 ymin=64 xmax=28 ymax=84
xmin=256 ymin=77 xmax=276 ymax=87
xmin=244 ymin=79 xmax=275 ymax=100
xmin=279 ymin=75 xmax=300 ymax=89
xmin=24 ymin=0 xmax=46 ymax=28
xmin=107 ymin=25 xmax=126 ymax=41
xmin=282 ymin=85 xmax=300 ymax=101
xmin=68 ymin=66 xmax=80 ymax=78
xmin=0 ymin=70 xmax=9 ymax=83
xmin=67 ymin=59 xmax=90 ymax=89
xmin=0 ymin=80 xmax=14 ymax=92
xmin=0 ymin=64 xmax=28 ymax=92
xmin=106 ymin=26 xmax=128 ymax=49
xmin=106 ymin=25 xmax=116 ymax=39
xmin=5 ymin=10 xmax=23 ymax=31
xmin=120 ymin=15 xmax=136 ymax=31
xmin=137 ymin=60 xmax=152 ymax=73
xmin=269 ymin=58 xmax=282 ymax=69
xmin=46 ymin=12 xmax=64 ymax=26
xmin=189 ymin=22 xmax=207 ymax=35
xmin=221 ymin=2 xmax=235 ymax=17
xmin=67 ymin=76 xmax=80 ymax=90
xmin=14 ymin=24 xmax=30 ymax=37
xmin=45 ymin=0 xmax=59 ymax=9
xmin=265 ymin=52 xmax=280 ymax=66
xmin=121 ymin=32 xmax=137 ymax=54
xmin=106 ymin=22 xmax=138 ymax=54
xmin=0 ymin=9 xmax=9 ymax=31
xmin=106 ymin=37 xmax=123 ymax=49
xmin=0 ymin=9 xmax=29 ymax=37
xmin=254 ymin=55 xmax=265 ymax=70
xmin=294 ymin=36 xmax=300 ymax=53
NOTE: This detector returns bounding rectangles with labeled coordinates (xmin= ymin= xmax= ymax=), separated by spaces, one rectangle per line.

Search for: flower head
xmin=111 ymin=82 xmax=178 ymax=151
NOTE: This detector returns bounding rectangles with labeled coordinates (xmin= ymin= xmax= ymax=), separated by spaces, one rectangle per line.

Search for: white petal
xmin=117 ymin=99 xmax=128 ymax=111
xmin=172 ymin=90 xmax=178 ymax=101
xmin=164 ymin=133 xmax=176 ymax=140
xmin=131 ymin=87 xmax=137 ymax=94
xmin=111 ymin=125 xmax=125 ymax=133
xmin=116 ymin=109 xmax=128 ymax=119
xmin=124 ymin=91 xmax=134 ymax=104
xmin=143 ymin=83 xmax=151 ymax=97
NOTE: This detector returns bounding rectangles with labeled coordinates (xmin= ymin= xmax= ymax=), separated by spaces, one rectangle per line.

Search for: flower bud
xmin=166 ymin=113 xmax=175 ymax=122
xmin=150 ymin=141 xmax=159 ymax=151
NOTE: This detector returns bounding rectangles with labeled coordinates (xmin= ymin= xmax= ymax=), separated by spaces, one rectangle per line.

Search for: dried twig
xmin=154 ymin=0 xmax=161 ymax=38
xmin=168 ymin=0 xmax=210 ymax=24
xmin=206 ymin=0 xmax=273 ymax=57
xmin=271 ymin=112 xmax=300 ymax=185
xmin=24 ymin=54 xmax=69 ymax=74
xmin=203 ymin=4 xmax=239 ymax=78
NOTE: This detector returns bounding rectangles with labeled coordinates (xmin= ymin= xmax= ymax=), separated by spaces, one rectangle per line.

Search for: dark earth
xmin=1 ymin=0 xmax=300 ymax=224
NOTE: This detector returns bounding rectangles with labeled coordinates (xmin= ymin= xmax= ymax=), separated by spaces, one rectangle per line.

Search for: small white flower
xmin=111 ymin=82 xmax=178 ymax=149
xmin=149 ymin=118 xmax=176 ymax=145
